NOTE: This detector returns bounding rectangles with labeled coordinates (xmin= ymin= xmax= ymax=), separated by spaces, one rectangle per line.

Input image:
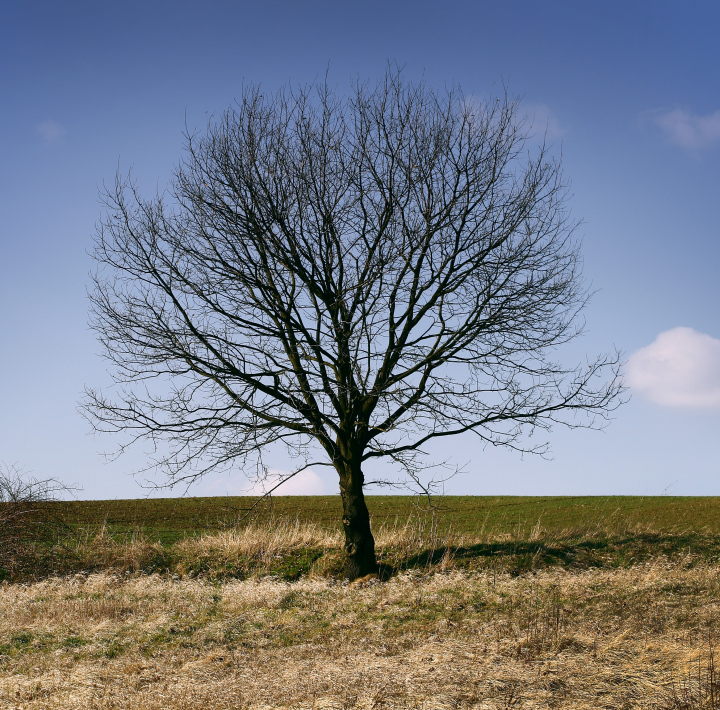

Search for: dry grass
xmin=71 ymin=519 xmax=341 ymax=573
xmin=7 ymin=497 xmax=720 ymax=584
xmin=176 ymin=519 xmax=342 ymax=561
xmin=49 ymin=513 xmax=720 ymax=582
xmin=3 ymin=518 xmax=720 ymax=708
xmin=2 ymin=555 xmax=720 ymax=709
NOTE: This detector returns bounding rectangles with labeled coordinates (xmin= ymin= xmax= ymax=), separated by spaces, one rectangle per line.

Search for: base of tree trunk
xmin=344 ymin=536 xmax=378 ymax=581
xmin=339 ymin=467 xmax=378 ymax=580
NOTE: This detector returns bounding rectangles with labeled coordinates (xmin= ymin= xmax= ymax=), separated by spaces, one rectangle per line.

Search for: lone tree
xmin=85 ymin=69 xmax=623 ymax=579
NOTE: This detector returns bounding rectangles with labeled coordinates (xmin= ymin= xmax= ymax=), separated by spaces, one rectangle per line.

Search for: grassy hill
xmin=41 ymin=494 xmax=720 ymax=544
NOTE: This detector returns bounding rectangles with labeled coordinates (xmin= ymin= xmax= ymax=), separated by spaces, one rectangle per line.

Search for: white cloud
xmin=205 ymin=468 xmax=328 ymax=496
xmin=627 ymin=327 xmax=720 ymax=409
xmin=252 ymin=468 xmax=327 ymax=495
xmin=525 ymin=103 xmax=565 ymax=140
xmin=653 ymin=109 xmax=720 ymax=150
xmin=37 ymin=119 xmax=65 ymax=143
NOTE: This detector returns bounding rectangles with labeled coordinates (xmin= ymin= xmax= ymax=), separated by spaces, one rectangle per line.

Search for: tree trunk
xmin=338 ymin=459 xmax=377 ymax=580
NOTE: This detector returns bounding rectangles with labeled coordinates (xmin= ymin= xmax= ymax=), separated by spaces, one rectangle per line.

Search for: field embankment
xmin=2 ymin=497 xmax=720 ymax=708
xmin=2 ymin=560 xmax=719 ymax=708
xmin=5 ymin=495 xmax=720 ymax=581
xmin=35 ymin=494 xmax=720 ymax=545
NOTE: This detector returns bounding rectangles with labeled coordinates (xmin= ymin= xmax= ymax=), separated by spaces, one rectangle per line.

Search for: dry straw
xmin=2 ymin=551 xmax=720 ymax=708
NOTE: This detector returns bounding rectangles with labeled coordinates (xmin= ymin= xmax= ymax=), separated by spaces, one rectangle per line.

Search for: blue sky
xmin=1 ymin=1 xmax=718 ymax=499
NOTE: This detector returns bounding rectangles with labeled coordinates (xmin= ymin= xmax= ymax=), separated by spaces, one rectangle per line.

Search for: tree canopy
xmin=84 ymin=69 xmax=623 ymax=578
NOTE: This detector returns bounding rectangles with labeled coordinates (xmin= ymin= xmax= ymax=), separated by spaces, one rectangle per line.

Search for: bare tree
xmin=84 ymin=69 xmax=623 ymax=579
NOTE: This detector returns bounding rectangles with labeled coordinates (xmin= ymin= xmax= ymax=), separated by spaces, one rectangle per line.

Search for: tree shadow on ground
xmin=378 ymin=532 xmax=720 ymax=579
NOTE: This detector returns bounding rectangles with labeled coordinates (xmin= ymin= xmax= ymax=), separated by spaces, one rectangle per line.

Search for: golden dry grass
xmin=59 ymin=513 xmax=716 ymax=581
xmin=174 ymin=520 xmax=342 ymax=564
xmin=2 ymin=551 xmax=720 ymax=709
xmin=8 ymin=498 xmax=720 ymax=585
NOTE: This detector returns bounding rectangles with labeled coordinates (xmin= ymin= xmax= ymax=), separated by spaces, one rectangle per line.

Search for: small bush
xmin=0 ymin=463 xmax=75 ymax=579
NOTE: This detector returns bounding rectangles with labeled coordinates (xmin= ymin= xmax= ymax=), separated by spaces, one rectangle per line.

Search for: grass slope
xmin=0 ymin=497 xmax=717 ymax=583
xmin=41 ymin=495 xmax=720 ymax=545
xmin=2 ymin=563 xmax=719 ymax=708
xmin=3 ymin=498 xmax=720 ymax=707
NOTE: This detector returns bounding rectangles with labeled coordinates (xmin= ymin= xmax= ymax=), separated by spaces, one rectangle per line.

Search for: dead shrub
xmin=0 ymin=463 xmax=76 ymax=579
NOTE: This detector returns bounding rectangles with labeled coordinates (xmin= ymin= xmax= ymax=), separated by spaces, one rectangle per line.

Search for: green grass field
xmin=2 ymin=494 xmax=716 ymax=583
xmin=43 ymin=494 xmax=720 ymax=544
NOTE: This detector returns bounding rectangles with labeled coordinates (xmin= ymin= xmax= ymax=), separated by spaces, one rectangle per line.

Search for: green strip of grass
xmin=40 ymin=495 xmax=720 ymax=545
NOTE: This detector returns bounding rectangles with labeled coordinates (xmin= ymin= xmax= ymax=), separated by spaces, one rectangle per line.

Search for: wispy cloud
xmin=208 ymin=468 xmax=328 ymax=496
xmin=37 ymin=119 xmax=65 ymax=143
xmin=250 ymin=468 xmax=327 ymax=496
xmin=627 ymin=327 xmax=720 ymax=409
xmin=652 ymin=109 xmax=720 ymax=150
xmin=525 ymin=103 xmax=565 ymax=140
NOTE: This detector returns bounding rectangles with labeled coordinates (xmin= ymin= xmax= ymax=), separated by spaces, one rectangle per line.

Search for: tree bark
xmin=338 ymin=459 xmax=377 ymax=580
